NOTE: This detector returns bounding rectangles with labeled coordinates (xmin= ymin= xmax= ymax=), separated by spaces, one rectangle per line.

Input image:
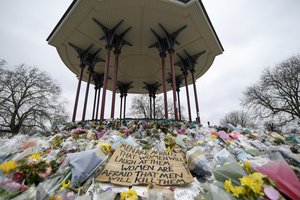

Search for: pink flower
xmin=38 ymin=167 xmax=52 ymax=179
xmin=177 ymin=129 xmax=186 ymax=135
xmin=20 ymin=184 xmax=29 ymax=191
xmin=72 ymin=128 xmax=86 ymax=134
xmin=12 ymin=172 xmax=24 ymax=182
xmin=122 ymin=127 xmax=131 ymax=137
xmin=3 ymin=181 xmax=22 ymax=190
xmin=66 ymin=192 xmax=75 ymax=199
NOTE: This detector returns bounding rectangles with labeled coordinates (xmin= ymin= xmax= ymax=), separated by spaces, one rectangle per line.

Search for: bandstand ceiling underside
xmin=47 ymin=0 xmax=223 ymax=94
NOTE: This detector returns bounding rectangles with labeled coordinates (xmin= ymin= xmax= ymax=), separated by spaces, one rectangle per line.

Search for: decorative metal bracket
xmin=68 ymin=43 xmax=93 ymax=66
xmin=158 ymin=23 xmax=187 ymax=50
xmin=92 ymin=18 xmax=124 ymax=48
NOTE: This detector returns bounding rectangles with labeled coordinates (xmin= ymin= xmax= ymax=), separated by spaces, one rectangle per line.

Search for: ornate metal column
xmin=123 ymin=93 xmax=127 ymax=119
xmin=149 ymin=30 xmax=169 ymax=119
xmin=177 ymin=50 xmax=205 ymax=123
xmin=111 ymin=27 xmax=132 ymax=119
xmin=149 ymin=93 xmax=152 ymax=119
xmin=167 ymin=74 xmax=184 ymax=120
xmin=191 ymin=68 xmax=200 ymax=123
xmin=176 ymin=53 xmax=191 ymax=122
xmin=119 ymin=93 xmax=123 ymax=119
xmin=183 ymin=70 xmax=192 ymax=122
xmin=176 ymin=75 xmax=184 ymax=120
xmin=117 ymin=81 xmax=133 ymax=119
xmin=95 ymin=74 xmax=104 ymax=120
xmin=143 ymin=82 xmax=161 ymax=119
xmin=82 ymin=49 xmax=102 ymax=121
xmin=68 ymin=43 xmax=93 ymax=122
xmin=92 ymin=83 xmax=98 ymax=120
xmin=153 ymin=94 xmax=156 ymax=119
xmin=158 ymin=23 xmax=187 ymax=120
xmin=93 ymin=18 xmax=124 ymax=120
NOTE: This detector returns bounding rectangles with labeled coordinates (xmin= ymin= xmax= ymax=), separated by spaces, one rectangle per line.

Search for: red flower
xmin=12 ymin=172 xmax=24 ymax=182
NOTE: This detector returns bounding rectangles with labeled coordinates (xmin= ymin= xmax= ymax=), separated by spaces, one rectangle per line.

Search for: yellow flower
xmin=98 ymin=143 xmax=112 ymax=154
xmin=0 ymin=160 xmax=18 ymax=174
xmin=29 ymin=152 xmax=41 ymax=160
xmin=224 ymin=179 xmax=233 ymax=192
xmin=61 ymin=180 xmax=71 ymax=189
xmin=240 ymin=173 xmax=264 ymax=196
xmin=231 ymin=186 xmax=245 ymax=198
xmin=120 ymin=189 xmax=138 ymax=200
xmin=251 ymin=172 xmax=264 ymax=184
xmin=244 ymin=160 xmax=251 ymax=173
xmin=166 ymin=146 xmax=171 ymax=152
xmin=211 ymin=134 xmax=217 ymax=139
xmin=240 ymin=176 xmax=253 ymax=187
xmin=250 ymin=182 xmax=262 ymax=194
xmin=49 ymin=195 xmax=63 ymax=200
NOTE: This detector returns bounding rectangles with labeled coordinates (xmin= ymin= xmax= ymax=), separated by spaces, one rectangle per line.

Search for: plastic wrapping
xmin=174 ymin=178 xmax=202 ymax=200
xmin=213 ymin=162 xmax=246 ymax=186
xmin=273 ymin=146 xmax=300 ymax=165
xmin=250 ymin=140 xmax=268 ymax=151
xmin=254 ymin=160 xmax=300 ymax=200
xmin=1 ymin=119 xmax=299 ymax=199
xmin=235 ymin=149 xmax=252 ymax=163
xmin=67 ymin=148 xmax=107 ymax=187
xmin=213 ymin=148 xmax=236 ymax=165
xmin=186 ymin=146 xmax=212 ymax=178
xmin=0 ymin=135 xmax=29 ymax=158
xmin=204 ymin=182 xmax=235 ymax=200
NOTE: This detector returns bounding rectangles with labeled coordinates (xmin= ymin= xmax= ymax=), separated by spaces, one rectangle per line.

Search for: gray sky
xmin=1 ymin=0 xmax=300 ymax=125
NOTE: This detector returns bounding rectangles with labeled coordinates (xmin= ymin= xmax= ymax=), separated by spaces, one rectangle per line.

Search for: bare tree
xmin=219 ymin=110 xmax=255 ymax=128
xmin=129 ymin=94 xmax=186 ymax=119
xmin=242 ymin=55 xmax=300 ymax=125
xmin=0 ymin=62 xmax=69 ymax=136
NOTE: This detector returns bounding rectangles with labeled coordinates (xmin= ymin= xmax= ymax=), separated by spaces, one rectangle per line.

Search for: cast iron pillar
xmin=92 ymin=83 xmax=98 ymax=120
xmin=179 ymin=50 xmax=205 ymax=123
xmin=82 ymin=49 xmax=103 ymax=121
xmin=153 ymin=94 xmax=156 ymax=119
xmin=152 ymin=84 xmax=161 ymax=119
xmin=149 ymin=30 xmax=169 ymax=119
xmin=119 ymin=93 xmax=123 ymax=119
xmin=93 ymin=18 xmax=124 ymax=121
xmin=149 ymin=93 xmax=153 ymax=119
xmin=111 ymin=27 xmax=132 ymax=119
xmin=143 ymin=82 xmax=161 ymax=119
xmin=158 ymin=23 xmax=187 ymax=120
xmin=123 ymin=93 xmax=127 ymax=119
xmin=161 ymin=55 xmax=168 ymax=119
xmin=183 ymin=70 xmax=192 ymax=122
xmin=95 ymin=74 xmax=104 ymax=121
xmin=191 ymin=69 xmax=200 ymax=122
xmin=68 ymin=43 xmax=93 ymax=122
xmin=167 ymin=74 xmax=184 ymax=120
xmin=117 ymin=81 xmax=133 ymax=120
xmin=176 ymin=53 xmax=192 ymax=122
xmin=175 ymin=75 xmax=184 ymax=120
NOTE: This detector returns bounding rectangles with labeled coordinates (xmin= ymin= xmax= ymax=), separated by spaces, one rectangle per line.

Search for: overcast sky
xmin=1 ymin=0 xmax=300 ymax=125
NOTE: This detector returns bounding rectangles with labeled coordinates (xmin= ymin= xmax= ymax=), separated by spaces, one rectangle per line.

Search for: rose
xmin=38 ymin=167 xmax=52 ymax=179
xmin=12 ymin=172 xmax=24 ymax=182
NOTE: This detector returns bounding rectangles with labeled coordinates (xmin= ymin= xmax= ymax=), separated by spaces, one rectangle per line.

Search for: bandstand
xmin=47 ymin=0 xmax=223 ymax=123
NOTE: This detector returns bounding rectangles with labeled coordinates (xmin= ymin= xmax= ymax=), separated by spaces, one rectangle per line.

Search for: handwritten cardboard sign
xmin=96 ymin=143 xmax=194 ymax=186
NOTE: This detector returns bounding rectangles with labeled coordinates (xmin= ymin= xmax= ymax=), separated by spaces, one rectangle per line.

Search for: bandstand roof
xmin=47 ymin=0 xmax=223 ymax=94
